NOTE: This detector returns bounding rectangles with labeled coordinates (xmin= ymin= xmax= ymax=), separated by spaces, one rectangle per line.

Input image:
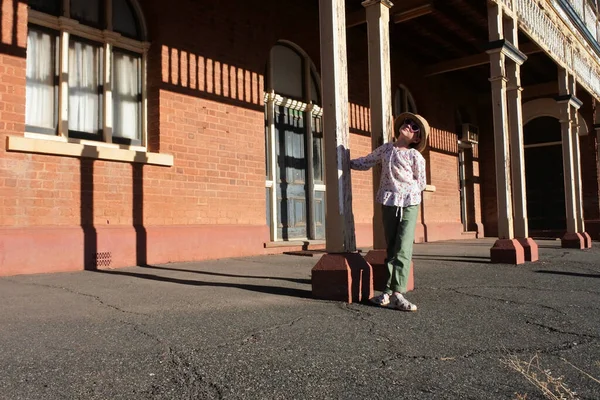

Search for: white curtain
xmin=69 ymin=39 xmax=101 ymax=134
xmin=26 ymin=29 xmax=56 ymax=132
xmin=113 ymin=51 xmax=141 ymax=140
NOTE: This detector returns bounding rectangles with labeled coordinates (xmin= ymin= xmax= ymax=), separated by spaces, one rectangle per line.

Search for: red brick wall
xmin=0 ymin=0 xmax=28 ymax=224
xmin=0 ymin=0 xmax=500 ymax=274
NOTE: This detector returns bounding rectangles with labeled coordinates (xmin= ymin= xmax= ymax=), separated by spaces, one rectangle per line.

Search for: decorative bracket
xmin=485 ymin=39 xmax=528 ymax=66
xmin=555 ymin=94 xmax=583 ymax=110
xmin=361 ymin=0 xmax=393 ymax=9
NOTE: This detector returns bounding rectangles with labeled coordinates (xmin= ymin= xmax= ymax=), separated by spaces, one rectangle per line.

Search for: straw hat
xmin=393 ymin=112 xmax=430 ymax=153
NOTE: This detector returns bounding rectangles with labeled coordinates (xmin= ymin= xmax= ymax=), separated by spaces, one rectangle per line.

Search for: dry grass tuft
xmin=501 ymin=353 xmax=578 ymax=400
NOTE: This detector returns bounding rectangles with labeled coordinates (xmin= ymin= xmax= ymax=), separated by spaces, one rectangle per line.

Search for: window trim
xmin=21 ymin=3 xmax=156 ymax=162
xmin=264 ymin=42 xmax=324 ymax=242
xmin=7 ymin=135 xmax=173 ymax=166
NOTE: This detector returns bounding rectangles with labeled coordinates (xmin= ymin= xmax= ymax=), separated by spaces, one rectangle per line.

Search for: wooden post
xmin=312 ymin=0 xmax=373 ymax=303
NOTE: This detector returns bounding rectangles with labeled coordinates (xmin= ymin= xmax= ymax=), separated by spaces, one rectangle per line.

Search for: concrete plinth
xmin=561 ymin=232 xmax=585 ymax=249
xmin=516 ymin=237 xmax=539 ymax=262
xmin=363 ymin=249 xmax=414 ymax=293
xmin=581 ymin=232 xmax=593 ymax=249
xmin=311 ymin=253 xmax=373 ymax=303
xmin=490 ymin=239 xmax=525 ymax=264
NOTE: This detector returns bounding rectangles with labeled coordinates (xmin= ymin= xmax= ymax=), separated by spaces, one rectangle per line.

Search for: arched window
xmin=265 ymin=42 xmax=324 ymax=241
xmin=393 ymin=85 xmax=417 ymax=116
xmin=26 ymin=0 xmax=148 ymax=146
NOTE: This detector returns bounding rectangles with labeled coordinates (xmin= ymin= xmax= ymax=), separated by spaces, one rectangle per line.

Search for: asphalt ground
xmin=1 ymin=238 xmax=599 ymax=400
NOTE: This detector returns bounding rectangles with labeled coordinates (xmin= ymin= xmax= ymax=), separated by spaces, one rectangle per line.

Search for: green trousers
xmin=382 ymin=204 xmax=419 ymax=294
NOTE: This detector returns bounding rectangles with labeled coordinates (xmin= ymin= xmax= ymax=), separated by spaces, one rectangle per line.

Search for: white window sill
xmin=425 ymin=184 xmax=436 ymax=192
xmin=7 ymin=135 xmax=173 ymax=166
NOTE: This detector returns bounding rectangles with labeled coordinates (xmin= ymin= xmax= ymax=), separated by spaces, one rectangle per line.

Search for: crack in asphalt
xmin=525 ymin=320 xmax=600 ymax=340
xmin=340 ymin=303 xmax=393 ymax=342
xmin=115 ymin=320 xmax=225 ymax=399
xmin=375 ymin=338 xmax=598 ymax=369
xmin=2 ymin=279 xmax=225 ymax=399
xmin=217 ymin=317 xmax=305 ymax=348
xmin=2 ymin=279 xmax=147 ymax=316
xmin=161 ymin=347 xmax=224 ymax=400
xmin=447 ymin=288 xmax=568 ymax=314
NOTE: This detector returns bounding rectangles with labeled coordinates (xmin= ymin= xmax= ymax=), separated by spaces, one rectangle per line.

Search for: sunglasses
xmin=403 ymin=118 xmax=420 ymax=133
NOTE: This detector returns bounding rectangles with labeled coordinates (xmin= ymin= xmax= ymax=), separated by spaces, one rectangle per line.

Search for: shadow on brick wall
xmin=0 ymin=0 xmax=26 ymax=59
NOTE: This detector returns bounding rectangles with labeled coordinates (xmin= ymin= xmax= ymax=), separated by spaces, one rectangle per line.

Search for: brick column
xmin=312 ymin=0 xmax=372 ymax=303
xmin=486 ymin=4 xmax=524 ymax=264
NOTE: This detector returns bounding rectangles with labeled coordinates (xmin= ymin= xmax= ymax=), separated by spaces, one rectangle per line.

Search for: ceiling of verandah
xmin=344 ymin=0 xmax=559 ymax=93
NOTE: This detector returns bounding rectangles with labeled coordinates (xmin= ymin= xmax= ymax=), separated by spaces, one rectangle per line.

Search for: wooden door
xmin=275 ymin=106 xmax=308 ymax=239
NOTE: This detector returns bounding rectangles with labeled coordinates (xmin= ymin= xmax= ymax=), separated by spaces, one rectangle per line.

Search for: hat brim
xmin=394 ymin=112 xmax=430 ymax=153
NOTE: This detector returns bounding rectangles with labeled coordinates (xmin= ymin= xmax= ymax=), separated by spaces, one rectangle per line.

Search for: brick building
xmin=0 ymin=0 xmax=598 ymax=275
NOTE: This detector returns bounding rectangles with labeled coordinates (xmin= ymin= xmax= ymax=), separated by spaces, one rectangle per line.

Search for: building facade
xmin=0 ymin=0 xmax=598 ymax=275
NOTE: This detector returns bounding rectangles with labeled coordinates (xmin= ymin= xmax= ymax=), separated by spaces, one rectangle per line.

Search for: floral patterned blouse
xmin=350 ymin=143 xmax=427 ymax=207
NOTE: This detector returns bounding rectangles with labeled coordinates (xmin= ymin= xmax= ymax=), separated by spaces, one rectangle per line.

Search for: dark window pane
xmin=70 ymin=0 xmax=103 ymax=28
xmin=113 ymin=0 xmax=141 ymax=39
xmin=310 ymin=72 xmax=320 ymax=105
xmin=271 ymin=45 xmax=303 ymax=99
xmin=524 ymin=116 xmax=561 ymax=145
xmin=312 ymin=116 xmax=323 ymax=183
xmin=29 ymin=0 xmax=61 ymax=16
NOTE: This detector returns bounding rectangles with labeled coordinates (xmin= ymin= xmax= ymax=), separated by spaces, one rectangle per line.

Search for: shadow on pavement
xmin=139 ymin=264 xmax=311 ymax=285
xmin=412 ymin=254 xmax=490 ymax=264
xmin=95 ymin=269 xmax=312 ymax=299
xmin=535 ymin=270 xmax=600 ymax=279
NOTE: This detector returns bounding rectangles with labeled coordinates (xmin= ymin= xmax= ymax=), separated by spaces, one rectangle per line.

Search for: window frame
xmin=25 ymin=0 xmax=149 ymax=150
xmin=264 ymin=42 xmax=324 ymax=242
xmin=25 ymin=24 xmax=60 ymax=136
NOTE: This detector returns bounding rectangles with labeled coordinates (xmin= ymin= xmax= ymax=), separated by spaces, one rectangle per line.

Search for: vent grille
xmin=94 ymin=252 xmax=112 ymax=268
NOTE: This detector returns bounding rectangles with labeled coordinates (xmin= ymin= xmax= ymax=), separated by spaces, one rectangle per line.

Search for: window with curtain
xmin=113 ymin=50 xmax=141 ymax=143
xmin=26 ymin=0 xmax=146 ymax=146
xmin=68 ymin=38 xmax=103 ymax=138
xmin=25 ymin=27 xmax=58 ymax=135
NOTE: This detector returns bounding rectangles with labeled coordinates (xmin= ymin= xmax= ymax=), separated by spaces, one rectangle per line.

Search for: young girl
xmin=350 ymin=113 xmax=429 ymax=311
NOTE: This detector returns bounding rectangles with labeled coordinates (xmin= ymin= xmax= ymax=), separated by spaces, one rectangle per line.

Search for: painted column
xmin=595 ymin=110 xmax=600 ymax=219
xmin=312 ymin=0 xmax=373 ymax=304
xmin=362 ymin=0 xmax=393 ymax=251
xmin=318 ymin=0 xmax=355 ymax=253
xmin=570 ymin=105 xmax=591 ymax=247
xmin=504 ymin=17 xmax=538 ymax=261
xmin=486 ymin=4 xmax=525 ymax=264
xmin=568 ymin=77 xmax=591 ymax=247
xmin=557 ymin=69 xmax=585 ymax=248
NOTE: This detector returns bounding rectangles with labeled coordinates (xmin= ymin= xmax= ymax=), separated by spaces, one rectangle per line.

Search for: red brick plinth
xmin=516 ymin=237 xmax=539 ymax=262
xmin=364 ymin=249 xmax=414 ymax=293
xmin=581 ymin=232 xmax=593 ymax=249
xmin=561 ymin=232 xmax=585 ymax=249
xmin=490 ymin=239 xmax=525 ymax=264
xmin=311 ymin=253 xmax=373 ymax=303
